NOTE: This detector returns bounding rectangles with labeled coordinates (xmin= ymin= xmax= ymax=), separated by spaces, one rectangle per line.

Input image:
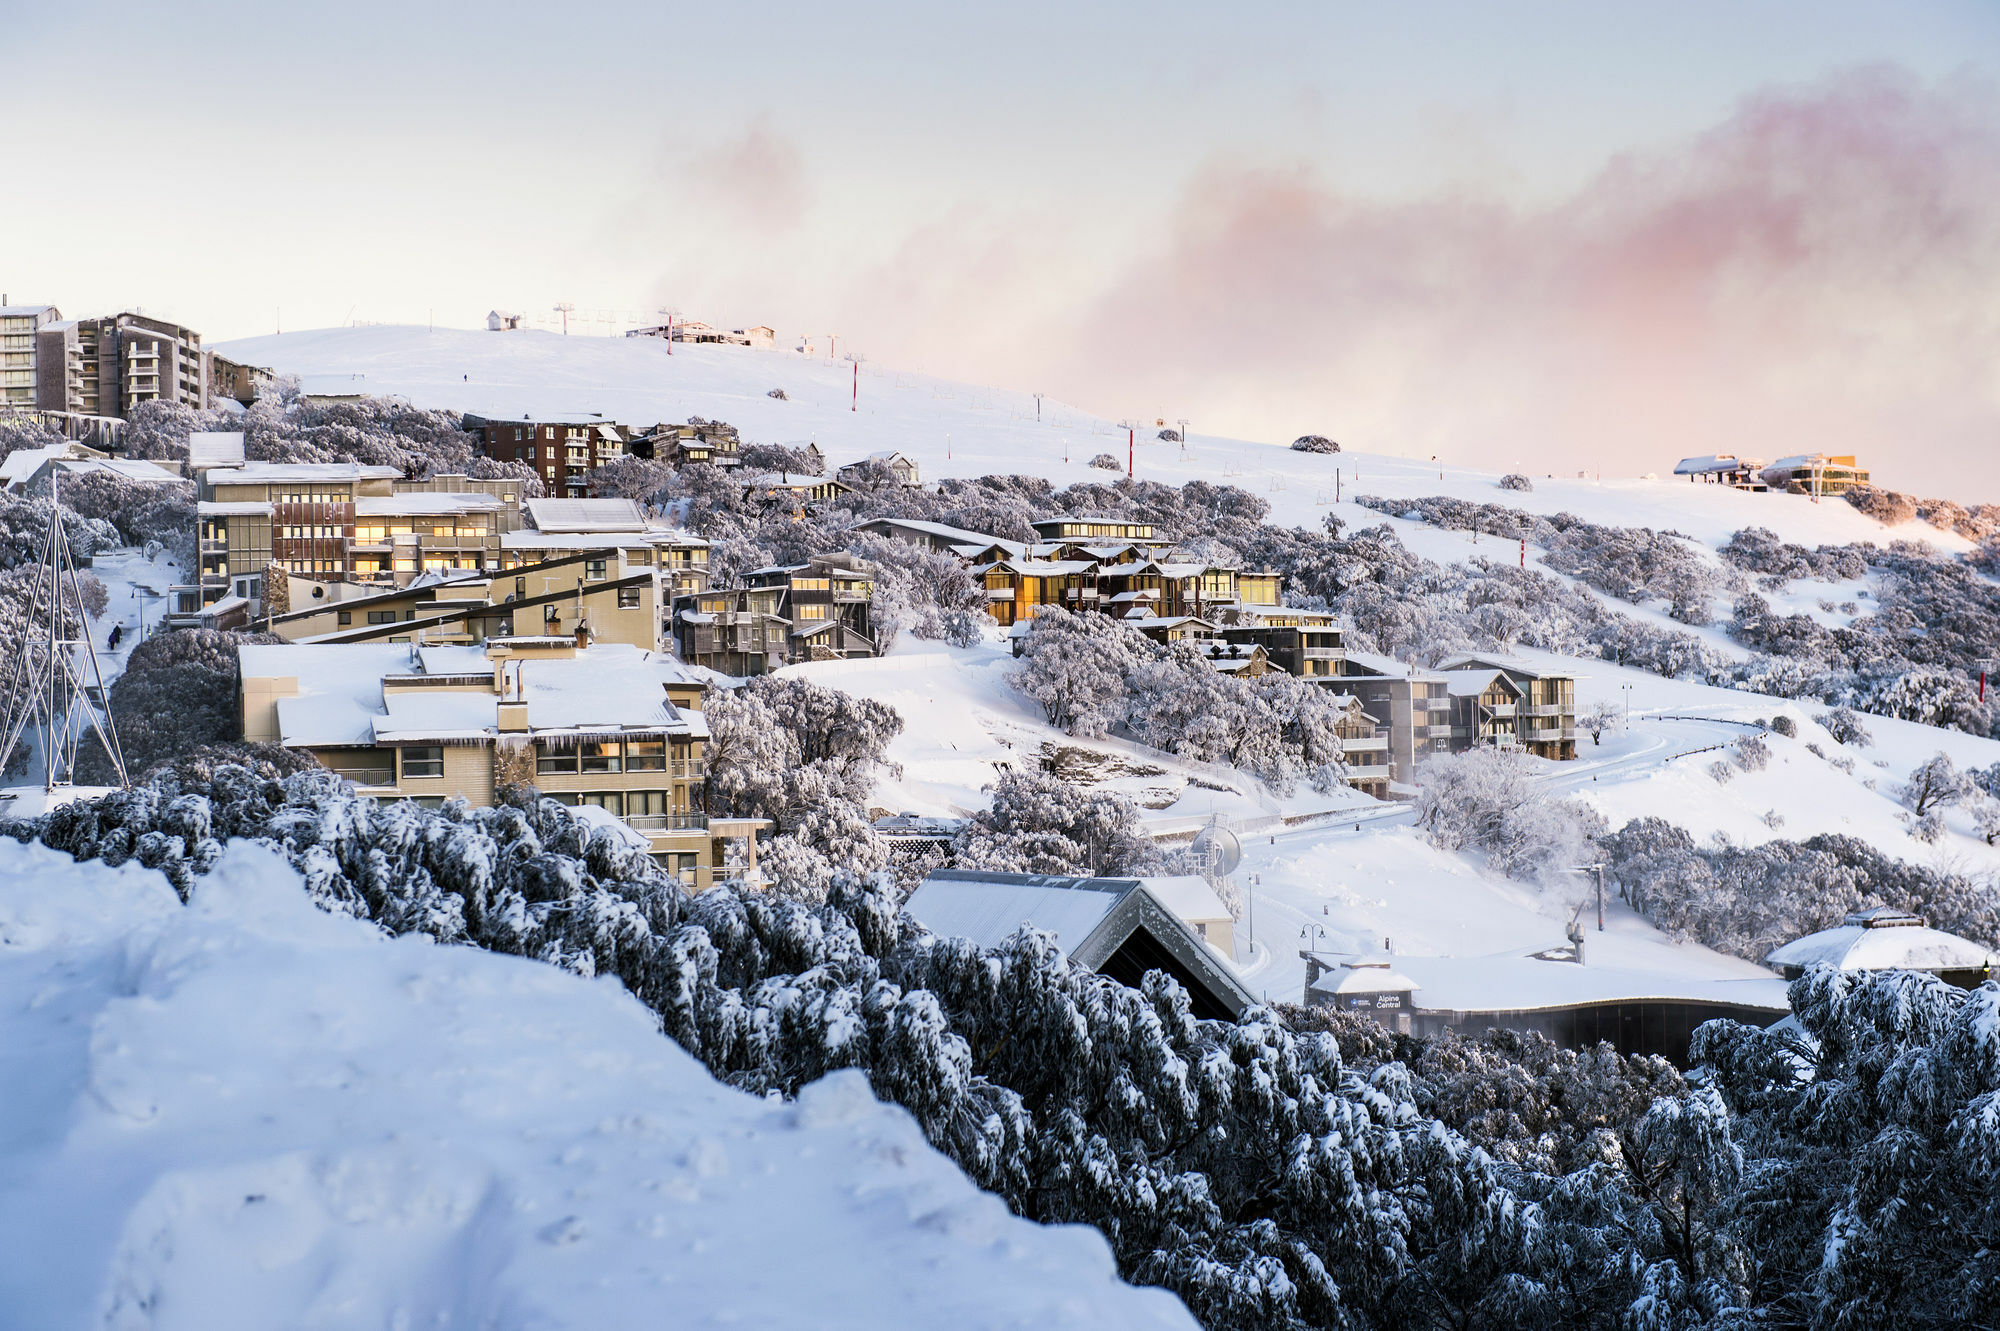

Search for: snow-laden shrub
xmin=1087 ymin=452 xmax=1121 ymax=471
xmin=1156 ymin=428 xmax=1181 ymax=442
xmin=1816 ymin=706 xmax=1873 ymax=747
xmin=766 ymin=387 xmax=788 ymax=400
xmin=1498 ymin=473 xmax=1533 ymax=492
xmin=1414 ymin=748 xmax=1606 ymax=884
xmin=1900 ymin=752 xmax=1971 ymax=815
xmin=1732 ymin=735 xmax=1770 ymax=772
xmin=1708 ymin=760 xmax=1734 ymax=785
xmin=1289 ymin=435 xmax=1339 ymax=453
xmin=950 ymin=770 xmax=1163 ymax=879
xmin=1769 ymin=715 xmax=1797 ymax=738
xmin=1843 ymin=484 xmax=1918 ymax=526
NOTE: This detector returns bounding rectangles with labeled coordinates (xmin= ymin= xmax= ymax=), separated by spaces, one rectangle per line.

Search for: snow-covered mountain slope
xmin=0 ymin=838 xmax=1195 ymax=1331
xmin=218 ymin=325 xmax=1967 ymax=559
xmin=776 ymin=639 xmax=1371 ymax=829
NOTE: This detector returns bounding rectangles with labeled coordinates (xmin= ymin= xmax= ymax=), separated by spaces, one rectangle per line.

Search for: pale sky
xmin=6 ymin=1 xmax=1998 ymax=492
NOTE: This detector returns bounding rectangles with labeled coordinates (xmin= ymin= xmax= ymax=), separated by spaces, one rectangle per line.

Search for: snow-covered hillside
xmin=218 ymin=325 xmax=1965 ymax=559
xmin=0 ymin=838 xmax=1194 ymax=1331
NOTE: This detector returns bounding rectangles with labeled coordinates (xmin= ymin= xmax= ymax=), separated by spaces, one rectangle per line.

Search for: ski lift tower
xmin=0 ymin=475 xmax=129 ymax=796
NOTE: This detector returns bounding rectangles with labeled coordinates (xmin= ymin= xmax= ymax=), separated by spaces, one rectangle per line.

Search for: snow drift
xmin=0 ymin=837 xmax=1193 ymax=1330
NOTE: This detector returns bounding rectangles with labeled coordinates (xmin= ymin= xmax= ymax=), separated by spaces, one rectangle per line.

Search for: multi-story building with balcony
xmin=1338 ymin=650 xmax=1455 ymax=789
xmin=674 ymin=553 xmax=876 ymax=674
xmin=1434 ymin=652 xmax=1578 ymax=761
xmin=1217 ymin=607 xmax=1345 ymax=679
xmin=190 ymin=459 xmax=527 ymax=613
xmin=1 ymin=303 xmax=62 ymax=408
xmin=498 ymin=499 xmax=711 ymax=608
xmin=237 ymin=638 xmax=765 ymax=886
xmin=463 ymin=414 xmax=627 ymax=494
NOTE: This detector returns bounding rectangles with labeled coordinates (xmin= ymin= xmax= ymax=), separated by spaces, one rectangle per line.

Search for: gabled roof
xmin=188 ymin=431 xmax=246 ymax=468
xmin=906 ymin=870 xmax=1251 ymax=1020
xmin=1442 ymin=668 xmax=1517 ymax=698
xmin=1432 ymin=651 xmax=1573 ymax=682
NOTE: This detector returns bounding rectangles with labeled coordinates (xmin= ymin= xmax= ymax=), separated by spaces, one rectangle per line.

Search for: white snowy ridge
xmin=0 ymin=837 xmax=1194 ymax=1330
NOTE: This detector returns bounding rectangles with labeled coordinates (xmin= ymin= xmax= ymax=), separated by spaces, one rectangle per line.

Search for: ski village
xmin=1 ymin=304 xmax=1998 ymax=1328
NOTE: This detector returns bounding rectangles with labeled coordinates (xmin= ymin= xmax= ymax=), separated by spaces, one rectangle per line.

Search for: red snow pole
xmin=1520 ymin=537 xmax=1526 ymax=568
xmin=852 ymin=360 xmax=858 ymax=412
xmin=1128 ymin=426 xmax=1134 ymax=478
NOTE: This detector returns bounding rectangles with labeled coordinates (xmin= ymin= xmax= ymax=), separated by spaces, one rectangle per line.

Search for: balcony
xmin=1526 ymin=726 xmax=1577 ymax=743
xmin=1422 ymin=724 xmax=1455 ymax=738
xmin=1485 ymin=703 xmax=1516 ymax=717
xmin=1528 ymin=704 xmax=1565 ymax=717
xmin=1340 ymin=736 xmax=1390 ymax=753
xmin=1302 ymin=647 xmax=1345 ymax=659
xmin=627 ymin=812 xmax=709 ymax=832
xmin=985 ymin=588 xmax=1015 ymax=601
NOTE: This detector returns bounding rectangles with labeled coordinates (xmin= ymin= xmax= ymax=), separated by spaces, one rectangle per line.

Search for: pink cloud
xmin=1053 ymin=67 xmax=2000 ymax=495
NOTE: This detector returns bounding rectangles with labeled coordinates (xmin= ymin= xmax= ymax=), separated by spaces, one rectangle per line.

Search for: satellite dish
xmin=1190 ymin=821 xmax=1241 ymax=878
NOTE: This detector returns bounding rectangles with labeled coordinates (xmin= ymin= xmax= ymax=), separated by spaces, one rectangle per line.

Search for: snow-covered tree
xmin=1900 ymin=751 xmax=1970 ymax=815
xmin=1580 ymin=700 xmax=1619 ymax=744
xmin=1415 ymin=748 xmax=1606 ymax=885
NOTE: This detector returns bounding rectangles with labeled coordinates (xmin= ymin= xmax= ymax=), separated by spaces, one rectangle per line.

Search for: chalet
xmin=1766 ymin=908 xmax=1997 ymax=988
xmin=735 ymin=325 xmax=776 ymax=349
xmin=1672 ymin=455 xmax=1768 ymax=490
xmin=1199 ymin=640 xmax=1271 ymax=676
xmin=1761 ymin=454 xmax=1871 ymax=497
xmin=486 ymin=311 xmax=522 ymax=331
xmin=675 ymin=553 xmax=877 ymax=674
xmin=1132 ymin=615 xmax=1221 ymax=648
xmin=905 ymin=870 xmax=1251 ymax=1019
xmin=1433 ymin=652 xmax=1577 ymax=760
xmin=630 ymin=419 xmax=742 ymax=467
xmin=1327 ymin=695 xmax=1391 ymax=794
xmin=850 ymin=515 xmax=1025 ymax=557
xmin=236 ymin=639 xmax=768 ymax=886
xmin=1442 ymin=668 xmax=1526 ymax=751
xmin=835 ymin=450 xmax=921 ymax=488
xmin=973 ymin=557 xmax=1100 ymax=626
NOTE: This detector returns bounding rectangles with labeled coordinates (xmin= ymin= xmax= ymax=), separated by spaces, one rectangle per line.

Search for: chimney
xmin=573 ymin=621 xmax=590 ymax=650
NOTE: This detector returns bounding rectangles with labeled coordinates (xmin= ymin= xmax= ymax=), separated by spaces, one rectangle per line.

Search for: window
xmin=625 ymin=738 xmax=666 ymax=771
xmin=402 ymin=746 xmax=444 ymax=779
xmin=795 ymin=603 xmax=828 ymax=620
xmin=337 ymin=611 xmax=351 ymax=626
xmin=617 ymin=585 xmax=640 ymax=609
xmin=515 ymin=578 xmax=526 ymax=598
xmin=580 ymin=740 xmax=621 ymax=774
xmin=535 ymin=741 xmax=578 ymax=774
xmin=579 ymin=791 xmax=622 ymax=816
xmin=366 ymin=610 xmax=397 ymax=625
xmin=585 ymin=559 xmax=607 ymax=580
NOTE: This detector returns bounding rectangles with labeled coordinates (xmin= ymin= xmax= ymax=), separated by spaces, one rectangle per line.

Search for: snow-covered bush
xmin=1769 ymin=714 xmax=1796 ymax=738
xmin=1289 ymin=435 xmax=1339 ymax=453
xmin=1414 ymin=748 xmax=1606 ymax=884
xmin=73 ymin=628 xmax=291 ymax=785
xmin=1497 ymin=473 xmax=1533 ymax=492
xmin=1707 ymin=760 xmax=1733 ymax=785
xmin=736 ymin=441 xmax=820 ymax=475
xmin=1900 ymin=752 xmax=1970 ymax=815
xmin=1600 ymin=817 xmax=2000 ymax=961
xmin=1732 ymin=735 xmax=1769 ymax=772
xmin=1816 ymin=706 xmax=1872 ymax=747
xmin=765 ymin=386 xmax=788 ymax=400
xmin=1156 ymin=428 xmax=1181 ymax=442
xmin=1842 ymin=483 xmax=1918 ymax=526
xmin=1087 ymin=452 xmax=1122 ymax=471
xmin=849 ymin=533 xmax=992 ymax=649
xmin=950 ymin=770 xmax=1162 ymax=878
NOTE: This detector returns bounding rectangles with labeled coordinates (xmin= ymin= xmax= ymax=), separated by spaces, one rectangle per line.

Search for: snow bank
xmin=0 ymin=838 xmax=1193 ymax=1331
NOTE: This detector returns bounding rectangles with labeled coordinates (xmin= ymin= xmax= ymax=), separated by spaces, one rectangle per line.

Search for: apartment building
xmin=1217 ymin=607 xmax=1345 ymax=679
xmin=208 ymin=353 xmax=276 ymax=406
xmin=60 ymin=312 xmax=206 ymax=416
xmin=1338 ymin=650 xmax=1454 ymax=789
xmin=192 ymin=461 xmax=527 ymax=612
xmin=463 ymin=414 xmax=626 ymax=494
xmin=1 ymin=303 xmax=62 ymax=407
xmin=1434 ymin=653 xmax=1578 ymax=760
xmin=237 ymin=638 xmax=762 ymax=886
xmin=629 ymin=418 xmax=746 ymax=467
xmin=675 ymin=553 xmax=877 ymax=674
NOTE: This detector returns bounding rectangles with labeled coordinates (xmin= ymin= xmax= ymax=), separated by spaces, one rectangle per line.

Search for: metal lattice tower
xmin=0 ymin=475 xmax=129 ymax=791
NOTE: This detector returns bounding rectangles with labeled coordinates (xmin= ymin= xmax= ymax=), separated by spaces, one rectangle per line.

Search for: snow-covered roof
xmin=1765 ymin=910 xmax=1997 ymax=975
xmin=0 ymin=445 xmax=78 ymax=488
xmin=198 ymin=500 xmax=273 ymax=517
xmin=187 ymin=431 xmax=246 ymax=468
xmin=1442 ymin=668 xmax=1515 ymax=698
xmin=907 ymin=875 xmax=1130 ymax=957
xmin=501 ymin=528 xmax=706 ymax=551
xmin=55 ymin=458 xmax=182 ymax=484
xmin=1309 ymin=959 xmax=1421 ymax=996
xmin=1138 ymin=875 xmax=1233 ymax=925
xmin=243 ymin=642 xmax=707 ymax=748
xmin=525 ymin=497 xmax=647 ymax=532
xmin=214 ymin=462 xmax=403 ymax=484
xmin=1672 ymin=454 xmax=1763 ymax=475
xmin=1380 ymin=954 xmax=1791 ymax=1015
xmin=0 ymin=303 xmax=58 ymax=317
xmin=354 ymin=493 xmax=503 ymax=516
xmin=1432 ymin=651 xmax=1572 ymax=681
xmin=1341 ymin=649 xmax=1445 ymax=681
xmin=852 ymin=516 xmax=1019 ymax=551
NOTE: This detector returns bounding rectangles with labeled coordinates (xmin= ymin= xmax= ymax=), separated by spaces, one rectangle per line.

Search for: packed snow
xmin=0 ymin=837 xmax=1195 ymax=1331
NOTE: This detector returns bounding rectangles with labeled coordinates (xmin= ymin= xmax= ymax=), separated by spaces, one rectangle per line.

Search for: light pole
xmin=1620 ymin=683 xmax=1634 ymax=731
xmin=1571 ymin=863 xmax=1607 ymax=931
xmin=1034 ymin=393 xmax=1044 ymax=423
xmin=1177 ymin=418 xmax=1189 ymax=457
